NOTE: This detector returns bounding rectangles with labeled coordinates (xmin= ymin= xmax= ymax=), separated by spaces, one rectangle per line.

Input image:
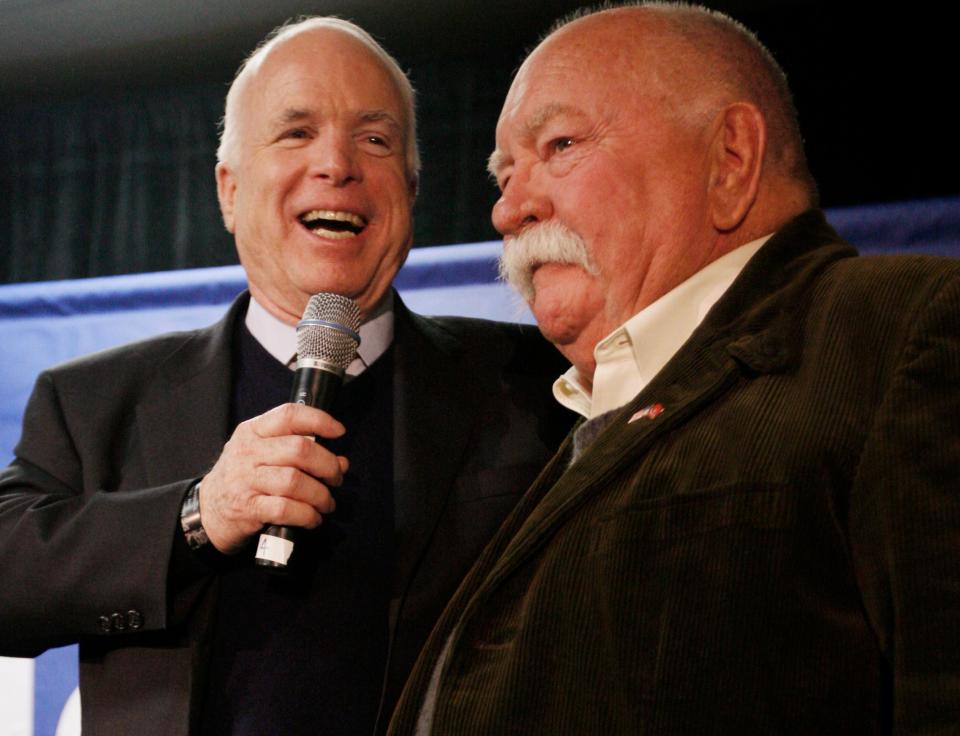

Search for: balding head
xmin=491 ymin=2 xmax=817 ymax=378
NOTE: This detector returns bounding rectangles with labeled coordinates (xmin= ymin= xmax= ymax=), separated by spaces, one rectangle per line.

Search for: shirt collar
xmin=554 ymin=234 xmax=771 ymax=418
xmin=245 ymin=291 xmax=395 ymax=377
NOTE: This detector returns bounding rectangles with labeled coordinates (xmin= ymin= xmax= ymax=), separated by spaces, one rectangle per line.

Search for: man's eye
xmin=551 ymin=137 xmax=575 ymax=153
xmin=281 ymin=128 xmax=310 ymax=140
xmin=361 ymin=133 xmax=394 ymax=150
xmin=359 ymin=134 xmax=394 ymax=157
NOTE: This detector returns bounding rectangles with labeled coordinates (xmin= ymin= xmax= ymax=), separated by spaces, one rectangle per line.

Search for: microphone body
xmin=290 ymin=358 xmax=343 ymax=409
xmin=255 ymin=294 xmax=361 ymax=570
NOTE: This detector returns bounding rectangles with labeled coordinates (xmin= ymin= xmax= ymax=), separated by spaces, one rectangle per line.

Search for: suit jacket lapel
xmin=135 ymin=295 xmax=244 ymax=487
xmin=391 ymin=297 xmax=478 ymax=596
xmin=480 ymin=335 xmax=744 ymax=592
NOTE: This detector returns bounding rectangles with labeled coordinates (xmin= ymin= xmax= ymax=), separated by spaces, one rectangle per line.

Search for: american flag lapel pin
xmin=628 ymin=403 xmax=665 ymax=423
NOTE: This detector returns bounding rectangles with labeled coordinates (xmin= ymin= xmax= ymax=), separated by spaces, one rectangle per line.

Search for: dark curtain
xmin=411 ymin=54 xmax=512 ymax=249
xmin=0 ymin=56 xmax=516 ymax=285
xmin=1 ymin=85 xmax=234 ymax=283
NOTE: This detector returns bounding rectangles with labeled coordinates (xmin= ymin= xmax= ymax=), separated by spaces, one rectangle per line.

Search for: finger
xmin=253 ymin=465 xmax=338 ymax=515
xmin=254 ymin=435 xmax=347 ymax=486
xmin=252 ymin=493 xmax=326 ymax=530
xmin=250 ymin=403 xmax=347 ymax=440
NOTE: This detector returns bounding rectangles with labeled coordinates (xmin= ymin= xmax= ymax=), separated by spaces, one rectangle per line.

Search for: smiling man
xmin=215 ymin=24 xmax=417 ymax=326
xmin=389 ymin=4 xmax=960 ymax=734
xmin=0 ymin=17 xmax=570 ymax=735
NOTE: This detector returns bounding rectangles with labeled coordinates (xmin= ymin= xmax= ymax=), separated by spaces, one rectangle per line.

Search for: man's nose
xmin=491 ymin=167 xmax=553 ymax=236
xmin=308 ymin=133 xmax=360 ymax=186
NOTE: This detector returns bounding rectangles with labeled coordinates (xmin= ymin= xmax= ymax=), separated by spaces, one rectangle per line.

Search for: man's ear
xmin=707 ymin=102 xmax=766 ymax=232
xmin=215 ymin=162 xmax=238 ymax=233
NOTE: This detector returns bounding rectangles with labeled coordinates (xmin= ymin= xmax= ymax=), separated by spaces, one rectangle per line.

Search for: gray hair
xmin=217 ymin=16 xmax=420 ymax=184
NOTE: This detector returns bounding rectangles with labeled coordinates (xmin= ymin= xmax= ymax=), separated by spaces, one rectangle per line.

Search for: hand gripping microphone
xmin=254 ymin=293 xmax=361 ymax=570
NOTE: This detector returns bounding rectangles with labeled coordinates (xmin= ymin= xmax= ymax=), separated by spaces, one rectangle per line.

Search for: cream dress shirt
xmin=554 ymin=235 xmax=771 ymax=419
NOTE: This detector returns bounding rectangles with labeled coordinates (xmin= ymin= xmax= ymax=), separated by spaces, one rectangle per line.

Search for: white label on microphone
xmin=256 ymin=533 xmax=294 ymax=565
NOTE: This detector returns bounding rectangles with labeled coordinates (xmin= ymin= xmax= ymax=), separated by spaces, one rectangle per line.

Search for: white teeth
xmin=309 ymin=227 xmax=356 ymax=240
xmin=300 ymin=210 xmax=366 ymax=228
xmin=298 ymin=209 xmax=367 ymax=240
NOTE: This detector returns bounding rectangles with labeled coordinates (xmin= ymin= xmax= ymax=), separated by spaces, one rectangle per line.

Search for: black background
xmin=1 ymin=1 xmax=955 ymax=281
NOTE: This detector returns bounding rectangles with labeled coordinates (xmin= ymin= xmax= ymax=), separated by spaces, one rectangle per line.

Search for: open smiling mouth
xmin=298 ymin=210 xmax=367 ymax=240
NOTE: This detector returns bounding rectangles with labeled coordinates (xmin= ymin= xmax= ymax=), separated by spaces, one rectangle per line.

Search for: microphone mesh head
xmin=296 ymin=293 xmax=361 ymax=369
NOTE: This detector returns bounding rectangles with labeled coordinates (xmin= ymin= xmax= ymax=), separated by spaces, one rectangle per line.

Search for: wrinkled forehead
xmin=497 ymin=34 xmax=631 ymax=138
xmin=497 ymin=14 xmax=694 ymax=138
xmin=236 ymin=28 xmax=406 ymax=129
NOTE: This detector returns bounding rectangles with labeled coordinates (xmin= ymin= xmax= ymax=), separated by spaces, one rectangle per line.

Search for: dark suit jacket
xmin=0 ymin=292 xmax=571 ymax=734
xmin=389 ymin=211 xmax=960 ymax=735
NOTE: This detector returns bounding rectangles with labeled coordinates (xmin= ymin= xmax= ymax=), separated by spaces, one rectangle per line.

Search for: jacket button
xmin=110 ymin=612 xmax=126 ymax=632
xmin=97 ymin=616 xmax=112 ymax=634
xmin=127 ymin=609 xmax=144 ymax=630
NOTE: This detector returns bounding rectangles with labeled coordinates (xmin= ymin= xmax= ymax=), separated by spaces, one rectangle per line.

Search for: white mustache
xmin=497 ymin=222 xmax=598 ymax=301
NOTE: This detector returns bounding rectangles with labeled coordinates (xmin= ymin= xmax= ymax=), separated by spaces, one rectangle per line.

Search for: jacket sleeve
xmin=850 ymin=268 xmax=960 ymax=732
xmin=0 ymin=369 xmax=211 ymax=657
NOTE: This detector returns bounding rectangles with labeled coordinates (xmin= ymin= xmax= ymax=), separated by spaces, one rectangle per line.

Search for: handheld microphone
xmin=254 ymin=293 xmax=361 ymax=570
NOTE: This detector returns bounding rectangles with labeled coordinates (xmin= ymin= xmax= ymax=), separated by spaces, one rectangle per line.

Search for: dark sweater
xmin=200 ymin=321 xmax=395 ymax=735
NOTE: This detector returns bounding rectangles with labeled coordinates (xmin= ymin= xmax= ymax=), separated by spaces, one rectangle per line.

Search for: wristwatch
xmin=180 ymin=480 xmax=210 ymax=551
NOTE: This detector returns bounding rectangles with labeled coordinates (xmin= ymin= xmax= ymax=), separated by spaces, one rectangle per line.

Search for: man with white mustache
xmin=498 ymin=221 xmax=597 ymax=304
xmin=0 ymin=16 xmax=571 ymax=735
xmin=390 ymin=4 xmax=960 ymax=734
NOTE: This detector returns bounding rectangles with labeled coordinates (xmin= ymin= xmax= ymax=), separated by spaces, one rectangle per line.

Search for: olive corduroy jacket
xmin=390 ymin=210 xmax=960 ymax=735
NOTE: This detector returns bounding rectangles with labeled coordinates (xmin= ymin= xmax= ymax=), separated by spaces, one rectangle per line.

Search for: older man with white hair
xmin=390 ymin=4 xmax=960 ymax=734
xmin=0 ymin=17 xmax=570 ymax=735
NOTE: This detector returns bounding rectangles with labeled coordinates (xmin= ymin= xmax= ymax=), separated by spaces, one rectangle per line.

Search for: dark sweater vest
xmin=200 ymin=321 xmax=395 ymax=735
